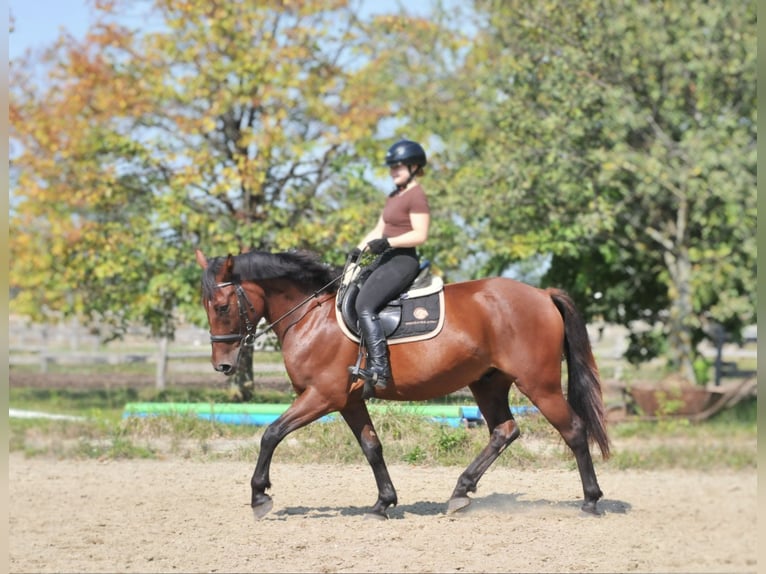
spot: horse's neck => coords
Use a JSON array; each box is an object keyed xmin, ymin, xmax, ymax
[{"xmin": 261, "ymin": 281, "xmax": 329, "ymax": 340}]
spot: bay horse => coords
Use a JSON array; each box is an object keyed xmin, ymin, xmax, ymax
[{"xmin": 195, "ymin": 248, "xmax": 610, "ymax": 519}]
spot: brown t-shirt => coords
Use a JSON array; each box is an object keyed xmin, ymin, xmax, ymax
[{"xmin": 382, "ymin": 185, "xmax": 430, "ymax": 238}]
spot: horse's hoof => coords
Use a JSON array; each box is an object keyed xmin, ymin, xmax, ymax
[
  {"xmin": 580, "ymin": 501, "xmax": 601, "ymax": 516},
  {"xmin": 251, "ymin": 497, "xmax": 274, "ymax": 520},
  {"xmin": 446, "ymin": 496, "xmax": 471, "ymax": 514},
  {"xmin": 363, "ymin": 511, "xmax": 388, "ymax": 521}
]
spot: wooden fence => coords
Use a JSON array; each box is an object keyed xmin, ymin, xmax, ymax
[
  {"xmin": 8, "ymin": 316, "xmax": 281, "ymax": 389},
  {"xmin": 9, "ymin": 346, "xmax": 287, "ymax": 389}
]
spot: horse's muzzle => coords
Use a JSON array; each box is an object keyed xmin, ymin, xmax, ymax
[{"xmin": 214, "ymin": 363, "xmax": 236, "ymax": 376}]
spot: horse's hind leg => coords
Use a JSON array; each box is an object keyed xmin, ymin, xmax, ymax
[
  {"xmin": 448, "ymin": 371, "xmax": 519, "ymax": 514},
  {"xmin": 519, "ymin": 380, "xmax": 603, "ymax": 514},
  {"xmin": 340, "ymin": 402, "xmax": 397, "ymax": 520}
]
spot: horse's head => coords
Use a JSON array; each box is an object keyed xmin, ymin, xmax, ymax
[{"xmin": 196, "ymin": 249, "xmax": 266, "ymax": 375}]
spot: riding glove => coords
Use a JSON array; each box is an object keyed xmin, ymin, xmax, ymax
[
  {"xmin": 367, "ymin": 238, "xmax": 390, "ymax": 254},
  {"xmin": 347, "ymin": 247, "xmax": 362, "ymax": 260}
]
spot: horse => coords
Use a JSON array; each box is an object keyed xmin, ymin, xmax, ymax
[{"xmin": 195, "ymin": 248, "xmax": 610, "ymax": 520}]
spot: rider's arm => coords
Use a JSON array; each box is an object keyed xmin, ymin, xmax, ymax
[
  {"xmin": 387, "ymin": 212, "xmax": 430, "ymax": 249},
  {"xmin": 357, "ymin": 215, "xmax": 386, "ymax": 250}
]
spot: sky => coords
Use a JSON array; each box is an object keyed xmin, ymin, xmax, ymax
[
  {"xmin": 10, "ymin": 0, "xmax": 95, "ymax": 59},
  {"xmin": 8, "ymin": 0, "xmax": 444, "ymax": 60}
]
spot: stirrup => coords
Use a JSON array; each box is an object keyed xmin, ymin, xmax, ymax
[
  {"xmin": 347, "ymin": 351, "xmax": 365, "ymax": 381},
  {"xmin": 346, "ymin": 365, "xmax": 371, "ymax": 381},
  {"xmin": 351, "ymin": 365, "xmax": 389, "ymax": 400},
  {"xmin": 361, "ymin": 376, "xmax": 388, "ymax": 400},
  {"xmin": 357, "ymin": 367, "xmax": 388, "ymax": 386}
]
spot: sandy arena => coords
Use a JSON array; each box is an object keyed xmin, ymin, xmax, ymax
[{"xmin": 9, "ymin": 453, "xmax": 756, "ymax": 573}]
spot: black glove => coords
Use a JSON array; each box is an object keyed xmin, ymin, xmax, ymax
[
  {"xmin": 367, "ymin": 237, "xmax": 391, "ymax": 254},
  {"xmin": 347, "ymin": 247, "xmax": 362, "ymax": 260}
]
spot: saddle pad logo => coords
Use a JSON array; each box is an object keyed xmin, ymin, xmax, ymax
[{"xmin": 413, "ymin": 307, "xmax": 429, "ymax": 320}]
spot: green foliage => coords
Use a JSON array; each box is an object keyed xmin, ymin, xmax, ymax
[
  {"xmin": 692, "ymin": 357, "xmax": 711, "ymax": 386},
  {"xmin": 9, "ymin": 0, "xmax": 756, "ymax": 384},
  {"xmin": 416, "ymin": 1, "xmax": 755, "ymax": 378},
  {"xmin": 72, "ymin": 434, "xmax": 157, "ymax": 460},
  {"xmin": 9, "ymin": 0, "xmax": 396, "ymax": 340},
  {"xmin": 9, "ymin": 388, "xmax": 138, "ymax": 417},
  {"xmin": 434, "ymin": 426, "xmax": 469, "ymax": 453},
  {"xmin": 606, "ymin": 443, "xmax": 756, "ymax": 472},
  {"xmin": 403, "ymin": 445, "xmax": 427, "ymax": 464},
  {"xmin": 651, "ymin": 393, "xmax": 689, "ymax": 421},
  {"xmin": 623, "ymin": 329, "xmax": 667, "ymax": 366}
]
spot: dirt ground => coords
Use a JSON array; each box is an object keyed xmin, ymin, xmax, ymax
[
  {"xmin": 9, "ymin": 368, "xmax": 758, "ymax": 573},
  {"xmin": 9, "ymin": 453, "xmax": 757, "ymax": 574}
]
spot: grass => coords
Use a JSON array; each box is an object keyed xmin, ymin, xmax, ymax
[
  {"xmin": 9, "ymin": 385, "xmax": 757, "ymax": 470},
  {"xmin": 10, "ymin": 336, "xmax": 757, "ymax": 469},
  {"xmin": 606, "ymin": 398, "xmax": 757, "ymax": 470}
]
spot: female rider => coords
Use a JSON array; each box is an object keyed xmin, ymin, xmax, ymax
[{"xmin": 350, "ymin": 139, "xmax": 431, "ymax": 399}]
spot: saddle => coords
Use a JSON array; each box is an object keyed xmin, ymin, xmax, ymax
[{"xmin": 336, "ymin": 261, "xmax": 445, "ymax": 345}]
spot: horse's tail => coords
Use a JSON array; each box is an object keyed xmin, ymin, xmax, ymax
[{"xmin": 548, "ymin": 288, "xmax": 611, "ymax": 459}]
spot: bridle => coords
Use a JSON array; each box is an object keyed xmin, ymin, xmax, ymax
[
  {"xmin": 208, "ymin": 281, "xmax": 260, "ymax": 346},
  {"xmin": 208, "ymin": 274, "xmax": 343, "ymax": 348}
]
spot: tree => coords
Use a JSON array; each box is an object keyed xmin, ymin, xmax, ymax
[
  {"xmin": 11, "ymin": 0, "xmax": 756, "ymax": 389},
  {"xmin": 9, "ymin": 0, "xmax": 417, "ymax": 393},
  {"xmin": 10, "ymin": 0, "xmax": 395, "ymax": 339},
  {"xmin": 413, "ymin": 0, "xmax": 756, "ymax": 382}
]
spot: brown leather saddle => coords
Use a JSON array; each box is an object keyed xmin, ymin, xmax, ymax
[{"xmin": 336, "ymin": 261, "xmax": 445, "ymax": 344}]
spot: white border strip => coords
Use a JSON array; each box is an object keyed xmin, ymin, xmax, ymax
[{"xmin": 9, "ymin": 409, "xmax": 85, "ymax": 421}]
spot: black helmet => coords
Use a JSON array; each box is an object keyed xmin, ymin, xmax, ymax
[{"xmin": 385, "ymin": 139, "xmax": 427, "ymax": 168}]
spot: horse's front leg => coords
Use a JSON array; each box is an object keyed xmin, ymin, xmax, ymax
[
  {"xmin": 250, "ymin": 391, "xmax": 332, "ymax": 520},
  {"xmin": 340, "ymin": 402, "xmax": 397, "ymax": 520}
]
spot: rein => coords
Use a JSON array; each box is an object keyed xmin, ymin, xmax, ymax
[{"xmin": 209, "ymin": 273, "xmax": 343, "ymax": 347}]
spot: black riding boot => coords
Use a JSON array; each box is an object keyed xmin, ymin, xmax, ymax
[{"xmin": 356, "ymin": 311, "xmax": 391, "ymax": 399}]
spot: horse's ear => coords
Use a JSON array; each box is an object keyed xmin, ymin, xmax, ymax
[
  {"xmin": 195, "ymin": 249, "xmax": 208, "ymax": 270},
  {"xmin": 220, "ymin": 254, "xmax": 235, "ymax": 282}
]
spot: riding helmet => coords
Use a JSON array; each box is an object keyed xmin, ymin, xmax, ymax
[{"xmin": 385, "ymin": 139, "xmax": 427, "ymax": 168}]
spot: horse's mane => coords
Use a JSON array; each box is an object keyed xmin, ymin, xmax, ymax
[{"xmin": 202, "ymin": 250, "xmax": 340, "ymax": 299}]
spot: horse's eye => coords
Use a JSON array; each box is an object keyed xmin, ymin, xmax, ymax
[{"xmin": 216, "ymin": 304, "xmax": 230, "ymax": 315}]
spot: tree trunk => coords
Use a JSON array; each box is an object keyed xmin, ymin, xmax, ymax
[
  {"xmin": 155, "ymin": 336, "xmax": 168, "ymax": 390},
  {"xmin": 664, "ymin": 247, "xmax": 696, "ymax": 384}
]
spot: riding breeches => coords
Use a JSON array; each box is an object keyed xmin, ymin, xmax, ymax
[{"xmin": 355, "ymin": 248, "xmax": 420, "ymax": 316}]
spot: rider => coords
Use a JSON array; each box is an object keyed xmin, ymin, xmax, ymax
[{"xmin": 350, "ymin": 139, "xmax": 431, "ymax": 399}]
